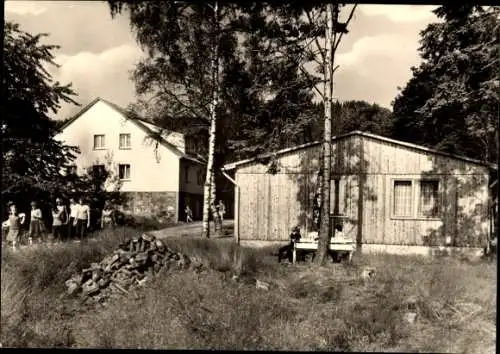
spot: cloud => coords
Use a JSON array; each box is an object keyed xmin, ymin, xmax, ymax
[
  {"xmin": 359, "ymin": 5, "xmax": 438, "ymax": 23},
  {"xmin": 331, "ymin": 33, "xmax": 423, "ymax": 108},
  {"xmin": 5, "ymin": 1, "xmax": 48, "ymax": 15},
  {"xmin": 48, "ymin": 45, "xmax": 144, "ymax": 119},
  {"xmin": 5, "ymin": 1, "xmax": 135, "ymax": 56}
]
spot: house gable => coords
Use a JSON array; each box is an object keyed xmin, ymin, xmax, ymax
[{"xmin": 55, "ymin": 99, "xmax": 181, "ymax": 192}]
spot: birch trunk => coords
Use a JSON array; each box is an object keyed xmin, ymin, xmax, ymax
[
  {"xmin": 314, "ymin": 3, "xmax": 335, "ymax": 265},
  {"xmin": 202, "ymin": 1, "xmax": 220, "ymax": 238}
]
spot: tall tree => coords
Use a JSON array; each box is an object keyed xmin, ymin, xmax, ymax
[
  {"xmin": 2, "ymin": 21, "xmax": 80, "ymax": 211},
  {"xmin": 108, "ymin": 1, "xmax": 236, "ymax": 237},
  {"xmin": 287, "ymin": 3, "xmax": 357, "ymax": 266},
  {"xmin": 108, "ymin": 1, "xmax": 324, "ymax": 234},
  {"xmin": 393, "ymin": 5, "xmax": 499, "ymax": 164}
]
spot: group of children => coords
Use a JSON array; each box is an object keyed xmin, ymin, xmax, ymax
[{"xmin": 2, "ymin": 197, "xmax": 116, "ymax": 251}]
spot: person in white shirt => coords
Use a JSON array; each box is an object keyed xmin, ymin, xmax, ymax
[
  {"xmin": 75, "ymin": 197, "xmax": 90, "ymax": 242},
  {"xmin": 2, "ymin": 203, "xmax": 26, "ymax": 251},
  {"xmin": 52, "ymin": 198, "xmax": 68, "ymax": 242},
  {"xmin": 68, "ymin": 198, "xmax": 78, "ymax": 240}
]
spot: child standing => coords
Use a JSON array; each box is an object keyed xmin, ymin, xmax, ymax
[
  {"xmin": 29, "ymin": 201, "xmax": 46, "ymax": 244},
  {"xmin": 68, "ymin": 198, "xmax": 77, "ymax": 240},
  {"xmin": 101, "ymin": 200, "xmax": 115, "ymax": 229},
  {"xmin": 218, "ymin": 200, "xmax": 226, "ymax": 223},
  {"xmin": 75, "ymin": 197, "xmax": 90, "ymax": 242},
  {"xmin": 2, "ymin": 203, "xmax": 26, "ymax": 251},
  {"xmin": 52, "ymin": 198, "xmax": 67, "ymax": 242},
  {"xmin": 184, "ymin": 205, "xmax": 193, "ymax": 223}
]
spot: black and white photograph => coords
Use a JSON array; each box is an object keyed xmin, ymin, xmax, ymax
[{"xmin": 1, "ymin": 1, "xmax": 498, "ymax": 351}]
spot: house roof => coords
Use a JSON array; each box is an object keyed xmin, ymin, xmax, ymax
[
  {"xmin": 58, "ymin": 97, "xmax": 206, "ymax": 165},
  {"xmin": 223, "ymin": 130, "xmax": 497, "ymax": 171}
]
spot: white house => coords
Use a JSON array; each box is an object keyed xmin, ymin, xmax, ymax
[{"xmin": 55, "ymin": 97, "xmax": 206, "ymax": 222}]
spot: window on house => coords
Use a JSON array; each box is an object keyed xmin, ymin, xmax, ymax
[
  {"xmin": 197, "ymin": 169, "xmax": 204, "ymax": 186},
  {"xmin": 119, "ymin": 133, "xmax": 131, "ymax": 149},
  {"xmin": 67, "ymin": 165, "xmax": 77, "ymax": 175},
  {"xmin": 419, "ymin": 180, "xmax": 439, "ymax": 218},
  {"xmin": 393, "ymin": 180, "xmax": 413, "ymax": 217},
  {"xmin": 184, "ymin": 166, "xmax": 189, "ymax": 183},
  {"xmin": 92, "ymin": 164, "xmax": 105, "ymax": 177},
  {"xmin": 118, "ymin": 164, "xmax": 131, "ymax": 180},
  {"xmin": 93, "ymin": 134, "xmax": 105, "ymax": 149}
]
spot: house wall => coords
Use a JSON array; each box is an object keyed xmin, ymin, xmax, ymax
[
  {"xmin": 178, "ymin": 159, "xmax": 205, "ymax": 220},
  {"xmin": 55, "ymin": 100, "xmax": 186, "ymax": 221},
  {"xmin": 361, "ymin": 135, "xmax": 489, "ymax": 247}
]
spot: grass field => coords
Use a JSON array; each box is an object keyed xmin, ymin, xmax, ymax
[{"xmin": 1, "ymin": 227, "xmax": 496, "ymax": 352}]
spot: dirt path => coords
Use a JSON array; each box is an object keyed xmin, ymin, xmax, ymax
[{"xmin": 149, "ymin": 219, "xmax": 234, "ymax": 240}]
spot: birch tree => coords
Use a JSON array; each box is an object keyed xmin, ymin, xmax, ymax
[
  {"xmin": 108, "ymin": 2, "xmax": 322, "ymax": 237},
  {"xmin": 204, "ymin": 1, "xmax": 221, "ymax": 237},
  {"xmin": 284, "ymin": 3, "xmax": 357, "ymax": 266}
]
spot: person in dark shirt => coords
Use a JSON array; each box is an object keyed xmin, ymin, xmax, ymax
[{"xmin": 278, "ymin": 226, "xmax": 302, "ymax": 263}]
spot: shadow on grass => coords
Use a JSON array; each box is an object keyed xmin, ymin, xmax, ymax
[{"xmin": 1, "ymin": 231, "xmax": 496, "ymax": 351}]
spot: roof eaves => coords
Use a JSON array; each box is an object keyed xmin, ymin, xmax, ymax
[
  {"xmin": 355, "ymin": 131, "xmax": 496, "ymax": 168},
  {"xmin": 58, "ymin": 97, "xmax": 101, "ymax": 131},
  {"xmin": 223, "ymin": 130, "xmax": 497, "ymax": 171},
  {"xmin": 222, "ymin": 132, "xmax": 359, "ymax": 171}
]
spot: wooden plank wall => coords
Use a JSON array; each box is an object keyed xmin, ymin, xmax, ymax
[
  {"xmin": 236, "ymin": 145, "xmax": 321, "ymax": 241},
  {"xmin": 361, "ymin": 135, "xmax": 490, "ymax": 247},
  {"xmin": 235, "ymin": 133, "xmax": 490, "ymax": 246}
]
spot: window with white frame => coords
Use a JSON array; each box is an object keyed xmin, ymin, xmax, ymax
[
  {"xmin": 393, "ymin": 180, "xmax": 413, "ymax": 217},
  {"xmin": 119, "ymin": 133, "xmax": 131, "ymax": 149},
  {"xmin": 118, "ymin": 164, "xmax": 131, "ymax": 180},
  {"xmin": 418, "ymin": 180, "xmax": 439, "ymax": 218},
  {"xmin": 93, "ymin": 134, "xmax": 105, "ymax": 149}
]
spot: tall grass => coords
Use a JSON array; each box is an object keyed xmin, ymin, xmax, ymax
[{"xmin": 1, "ymin": 231, "xmax": 496, "ymax": 352}]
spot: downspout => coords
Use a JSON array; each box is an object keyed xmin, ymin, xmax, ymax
[{"xmin": 221, "ymin": 168, "xmax": 240, "ymax": 244}]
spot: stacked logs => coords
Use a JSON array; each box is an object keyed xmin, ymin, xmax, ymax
[{"xmin": 65, "ymin": 233, "xmax": 199, "ymax": 303}]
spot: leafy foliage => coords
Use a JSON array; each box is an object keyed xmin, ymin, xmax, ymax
[
  {"xmin": 392, "ymin": 6, "xmax": 499, "ymax": 163},
  {"xmin": 107, "ymin": 1, "xmax": 323, "ymax": 166},
  {"xmin": 1, "ymin": 22, "xmax": 125, "ymax": 222},
  {"xmin": 2, "ymin": 22, "xmax": 80, "ymax": 211}
]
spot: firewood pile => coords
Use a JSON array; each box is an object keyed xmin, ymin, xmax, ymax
[{"xmin": 65, "ymin": 233, "xmax": 201, "ymax": 304}]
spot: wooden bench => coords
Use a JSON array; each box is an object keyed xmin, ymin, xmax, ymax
[{"xmin": 293, "ymin": 238, "xmax": 355, "ymax": 264}]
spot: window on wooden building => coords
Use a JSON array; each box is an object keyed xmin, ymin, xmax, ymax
[
  {"xmin": 118, "ymin": 164, "xmax": 131, "ymax": 180},
  {"xmin": 330, "ymin": 178, "xmax": 346, "ymax": 215},
  {"xmin": 393, "ymin": 180, "xmax": 413, "ymax": 217},
  {"xmin": 418, "ymin": 180, "xmax": 439, "ymax": 218}
]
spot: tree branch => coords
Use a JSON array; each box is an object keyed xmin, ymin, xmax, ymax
[
  {"xmin": 333, "ymin": 4, "xmax": 357, "ymax": 52},
  {"xmin": 298, "ymin": 65, "xmax": 324, "ymax": 99},
  {"xmin": 305, "ymin": 9, "xmax": 326, "ymax": 64},
  {"xmin": 158, "ymin": 83, "xmax": 209, "ymax": 122}
]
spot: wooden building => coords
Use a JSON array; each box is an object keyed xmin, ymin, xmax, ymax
[{"xmin": 223, "ymin": 131, "xmax": 497, "ymax": 254}]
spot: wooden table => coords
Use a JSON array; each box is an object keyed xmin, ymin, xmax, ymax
[{"xmin": 293, "ymin": 239, "xmax": 355, "ymax": 264}]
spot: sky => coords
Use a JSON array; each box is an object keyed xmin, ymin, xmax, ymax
[{"xmin": 5, "ymin": 1, "xmax": 439, "ymax": 120}]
